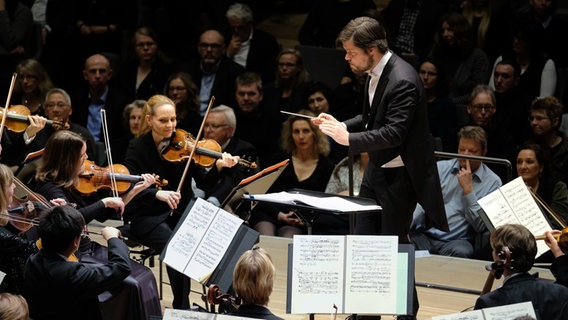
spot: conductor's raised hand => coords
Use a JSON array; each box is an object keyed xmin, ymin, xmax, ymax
[{"xmin": 312, "ymin": 113, "xmax": 349, "ymax": 146}]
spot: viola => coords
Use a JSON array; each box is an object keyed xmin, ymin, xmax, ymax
[
  {"xmin": 0, "ymin": 105, "xmax": 70, "ymax": 132},
  {"xmin": 480, "ymin": 246, "xmax": 513, "ymax": 296},
  {"xmin": 535, "ymin": 227, "xmax": 568, "ymax": 252},
  {"xmin": 3, "ymin": 178, "xmax": 52, "ymax": 233},
  {"xmin": 75, "ymin": 160, "xmax": 168, "ymax": 195},
  {"xmin": 207, "ymin": 284, "xmax": 241, "ymax": 313},
  {"xmin": 162, "ymin": 128, "xmax": 257, "ymax": 169}
]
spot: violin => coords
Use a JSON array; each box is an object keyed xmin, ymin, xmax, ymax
[
  {"xmin": 480, "ymin": 246, "xmax": 513, "ymax": 296},
  {"xmin": 75, "ymin": 160, "xmax": 168, "ymax": 195},
  {"xmin": 207, "ymin": 284, "xmax": 241, "ymax": 313},
  {"xmin": 535, "ymin": 227, "xmax": 568, "ymax": 252},
  {"xmin": 0, "ymin": 105, "xmax": 70, "ymax": 132},
  {"xmin": 162, "ymin": 128, "xmax": 257, "ymax": 169},
  {"xmin": 3, "ymin": 178, "xmax": 52, "ymax": 233}
]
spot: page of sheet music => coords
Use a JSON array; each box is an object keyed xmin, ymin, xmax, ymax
[
  {"xmin": 244, "ymin": 191, "xmax": 382, "ymax": 212},
  {"xmin": 344, "ymin": 235, "xmax": 398, "ymax": 314},
  {"xmin": 432, "ymin": 309, "xmax": 484, "ymax": 320},
  {"xmin": 163, "ymin": 198, "xmax": 243, "ymax": 282},
  {"xmin": 163, "ymin": 308, "xmax": 252, "ymax": 320},
  {"xmin": 478, "ymin": 177, "xmax": 551, "ymax": 256},
  {"xmin": 291, "ymin": 235, "xmax": 345, "ymax": 313},
  {"xmin": 481, "ymin": 301, "xmax": 536, "ymax": 320}
]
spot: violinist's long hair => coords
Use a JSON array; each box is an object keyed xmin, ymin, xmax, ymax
[
  {"xmin": 36, "ymin": 131, "xmax": 86, "ymax": 188},
  {"xmin": 138, "ymin": 94, "xmax": 176, "ymax": 136},
  {"xmin": 0, "ymin": 164, "xmax": 15, "ymax": 226},
  {"xmin": 233, "ymin": 247, "xmax": 275, "ymax": 305}
]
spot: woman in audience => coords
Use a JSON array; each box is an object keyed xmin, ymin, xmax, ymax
[
  {"xmin": 111, "ymin": 99, "xmax": 145, "ymax": 164},
  {"xmin": 230, "ymin": 247, "xmax": 283, "ymax": 320},
  {"xmin": 163, "ymin": 72, "xmax": 202, "ymax": 136},
  {"xmin": 251, "ymin": 109, "xmax": 335, "ymax": 237},
  {"xmin": 516, "ymin": 143, "xmax": 568, "ymax": 229},
  {"xmin": 13, "ymin": 59, "xmax": 54, "ymax": 116}
]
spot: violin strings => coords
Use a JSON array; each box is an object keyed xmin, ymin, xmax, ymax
[{"xmin": 100, "ymin": 109, "xmax": 119, "ymax": 199}]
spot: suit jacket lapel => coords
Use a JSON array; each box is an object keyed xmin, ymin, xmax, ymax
[
  {"xmin": 362, "ymin": 75, "xmax": 371, "ymax": 126},
  {"xmin": 367, "ymin": 57, "xmax": 395, "ymax": 128}
]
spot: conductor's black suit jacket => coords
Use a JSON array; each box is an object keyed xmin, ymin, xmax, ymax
[{"xmin": 344, "ymin": 52, "xmax": 448, "ymax": 232}]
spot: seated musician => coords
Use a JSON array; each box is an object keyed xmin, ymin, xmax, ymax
[
  {"xmin": 23, "ymin": 205, "xmax": 129, "ymax": 320},
  {"xmin": 229, "ymin": 247, "xmax": 283, "ymax": 320},
  {"xmin": 0, "ymin": 292, "xmax": 29, "ymax": 320},
  {"xmin": 33, "ymin": 130, "xmax": 162, "ymax": 318},
  {"xmin": 123, "ymin": 94, "xmax": 239, "ymax": 309},
  {"xmin": 474, "ymin": 224, "xmax": 568, "ymax": 319}
]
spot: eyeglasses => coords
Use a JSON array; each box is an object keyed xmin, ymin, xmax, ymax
[
  {"xmin": 199, "ymin": 43, "xmax": 223, "ymax": 50},
  {"xmin": 204, "ymin": 123, "xmax": 228, "ymax": 130},
  {"xmin": 528, "ymin": 115, "xmax": 550, "ymax": 121},
  {"xmin": 278, "ymin": 62, "xmax": 297, "ymax": 68},
  {"xmin": 45, "ymin": 102, "xmax": 69, "ymax": 109},
  {"xmin": 470, "ymin": 104, "xmax": 495, "ymax": 111}
]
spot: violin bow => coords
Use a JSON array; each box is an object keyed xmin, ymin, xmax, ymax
[
  {"xmin": 0, "ymin": 73, "xmax": 18, "ymax": 142},
  {"xmin": 529, "ymin": 187, "xmax": 568, "ymax": 228},
  {"xmin": 175, "ymin": 96, "xmax": 215, "ymax": 194},
  {"xmin": 100, "ymin": 109, "xmax": 119, "ymax": 199}
]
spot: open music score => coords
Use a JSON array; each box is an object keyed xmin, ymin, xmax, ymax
[{"xmin": 432, "ymin": 301, "xmax": 536, "ymax": 320}]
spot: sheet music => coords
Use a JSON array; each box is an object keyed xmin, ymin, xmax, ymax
[
  {"xmin": 163, "ymin": 308, "xmax": 253, "ymax": 320},
  {"xmin": 482, "ymin": 301, "xmax": 536, "ymax": 320},
  {"xmin": 0, "ymin": 270, "xmax": 5, "ymax": 285},
  {"xmin": 245, "ymin": 191, "xmax": 381, "ymax": 212},
  {"xmin": 291, "ymin": 235, "xmax": 345, "ymax": 313},
  {"xmin": 163, "ymin": 198, "xmax": 243, "ymax": 282},
  {"xmin": 478, "ymin": 177, "xmax": 551, "ymax": 257},
  {"xmin": 344, "ymin": 235, "xmax": 398, "ymax": 313},
  {"xmin": 432, "ymin": 309, "xmax": 484, "ymax": 320}
]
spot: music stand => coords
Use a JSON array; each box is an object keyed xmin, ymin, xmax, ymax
[
  {"xmin": 221, "ymin": 160, "xmax": 289, "ymax": 221},
  {"xmin": 242, "ymin": 188, "xmax": 381, "ymax": 235}
]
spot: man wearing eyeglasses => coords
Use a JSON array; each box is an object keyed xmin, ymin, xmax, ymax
[
  {"xmin": 465, "ymin": 84, "xmax": 516, "ymax": 183},
  {"xmin": 182, "ymin": 29, "xmax": 245, "ymax": 116}
]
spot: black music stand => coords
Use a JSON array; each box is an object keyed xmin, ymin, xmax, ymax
[{"xmin": 242, "ymin": 188, "xmax": 381, "ymax": 235}]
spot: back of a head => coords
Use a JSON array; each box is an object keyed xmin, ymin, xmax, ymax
[
  {"xmin": 39, "ymin": 206, "xmax": 85, "ymax": 254},
  {"xmin": 233, "ymin": 247, "xmax": 275, "ymax": 305},
  {"xmin": 490, "ymin": 224, "xmax": 537, "ymax": 273},
  {"xmin": 0, "ymin": 293, "xmax": 29, "ymax": 320}
]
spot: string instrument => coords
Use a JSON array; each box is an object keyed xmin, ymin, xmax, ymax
[
  {"xmin": 480, "ymin": 246, "xmax": 513, "ymax": 296},
  {"xmin": 2, "ymin": 178, "xmax": 52, "ymax": 233},
  {"xmin": 0, "ymin": 73, "xmax": 17, "ymax": 141},
  {"xmin": 535, "ymin": 227, "xmax": 568, "ymax": 252},
  {"xmin": 0, "ymin": 105, "xmax": 70, "ymax": 132},
  {"xmin": 207, "ymin": 284, "xmax": 241, "ymax": 313},
  {"xmin": 162, "ymin": 128, "xmax": 257, "ymax": 169},
  {"xmin": 75, "ymin": 160, "xmax": 168, "ymax": 195}
]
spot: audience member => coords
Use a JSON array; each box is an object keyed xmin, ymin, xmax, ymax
[
  {"xmin": 428, "ymin": 12, "xmax": 490, "ymax": 127},
  {"xmin": 332, "ymin": 71, "xmax": 366, "ymax": 122},
  {"xmin": 224, "ymin": 2, "xmax": 279, "ymax": 84},
  {"xmin": 13, "ymin": 59, "xmax": 54, "ymax": 116},
  {"xmin": 123, "ymin": 94, "xmax": 239, "ymax": 309},
  {"xmin": 465, "ymin": 84, "xmax": 516, "ymax": 182},
  {"xmin": 164, "ymin": 72, "xmax": 202, "ymax": 136},
  {"xmin": 303, "ymin": 80, "xmax": 347, "ymax": 163},
  {"xmin": 111, "ymin": 99, "xmax": 145, "ymax": 165},
  {"xmin": 0, "ymin": 0, "xmax": 33, "ymax": 96},
  {"xmin": 0, "ymin": 164, "xmax": 38, "ymax": 295},
  {"xmin": 381, "ymin": 0, "xmax": 446, "ymax": 68},
  {"xmin": 526, "ymin": 96, "xmax": 568, "ymax": 185},
  {"xmin": 23, "ymin": 205, "xmax": 130, "ymax": 320},
  {"xmin": 298, "ymin": 0, "xmax": 376, "ymax": 48},
  {"xmin": 118, "ymin": 26, "xmax": 174, "ymax": 101},
  {"xmin": 201, "ymin": 105, "xmax": 259, "ymax": 206},
  {"xmin": 229, "ymin": 247, "xmax": 283, "ymax": 320},
  {"xmin": 263, "ymin": 48, "xmax": 311, "ymax": 122},
  {"xmin": 184, "ymin": 29, "xmax": 245, "ymax": 116},
  {"xmin": 515, "ymin": 0, "xmax": 568, "ymax": 68},
  {"xmin": 410, "ymin": 126, "xmax": 502, "ymax": 258},
  {"xmin": 418, "ymin": 56, "xmax": 458, "ymax": 152},
  {"xmin": 251, "ymin": 110, "xmax": 338, "ymax": 237},
  {"xmin": 460, "ymin": 0, "xmax": 514, "ymax": 64},
  {"xmin": 0, "ymin": 292, "xmax": 29, "ymax": 320},
  {"xmin": 474, "ymin": 224, "xmax": 568, "ymax": 320},
  {"xmin": 517, "ymin": 143, "xmax": 568, "ymax": 230},
  {"xmin": 71, "ymin": 54, "xmax": 129, "ymax": 145},
  {"xmin": 492, "ymin": 58, "xmax": 533, "ymax": 147},
  {"xmin": 232, "ymin": 72, "xmax": 281, "ymax": 168},
  {"xmin": 489, "ymin": 20, "xmax": 557, "ymax": 99},
  {"xmin": 325, "ymin": 152, "xmax": 369, "ymax": 197}
]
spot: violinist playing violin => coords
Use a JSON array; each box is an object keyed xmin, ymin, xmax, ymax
[
  {"xmin": 0, "ymin": 163, "xmax": 38, "ymax": 294},
  {"xmin": 474, "ymin": 224, "xmax": 568, "ymax": 320},
  {"xmin": 1, "ymin": 88, "xmax": 96, "ymax": 174},
  {"xmin": 123, "ymin": 94, "xmax": 240, "ymax": 309}
]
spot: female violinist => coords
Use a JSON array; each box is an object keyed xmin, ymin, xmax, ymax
[
  {"xmin": 123, "ymin": 94, "xmax": 239, "ymax": 309},
  {"xmin": 34, "ymin": 130, "xmax": 155, "ymax": 255},
  {"xmin": 0, "ymin": 163, "xmax": 38, "ymax": 294}
]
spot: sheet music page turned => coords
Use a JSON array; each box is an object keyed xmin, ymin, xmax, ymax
[
  {"xmin": 163, "ymin": 308, "xmax": 253, "ymax": 319},
  {"xmin": 290, "ymin": 235, "xmax": 399, "ymax": 314},
  {"xmin": 432, "ymin": 301, "xmax": 536, "ymax": 320},
  {"xmin": 478, "ymin": 176, "xmax": 551, "ymax": 257},
  {"xmin": 163, "ymin": 198, "xmax": 243, "ymax": 282},
  {"xmin": 244, "ymin": 191, "xmax": 381, "ymax": 212}
]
